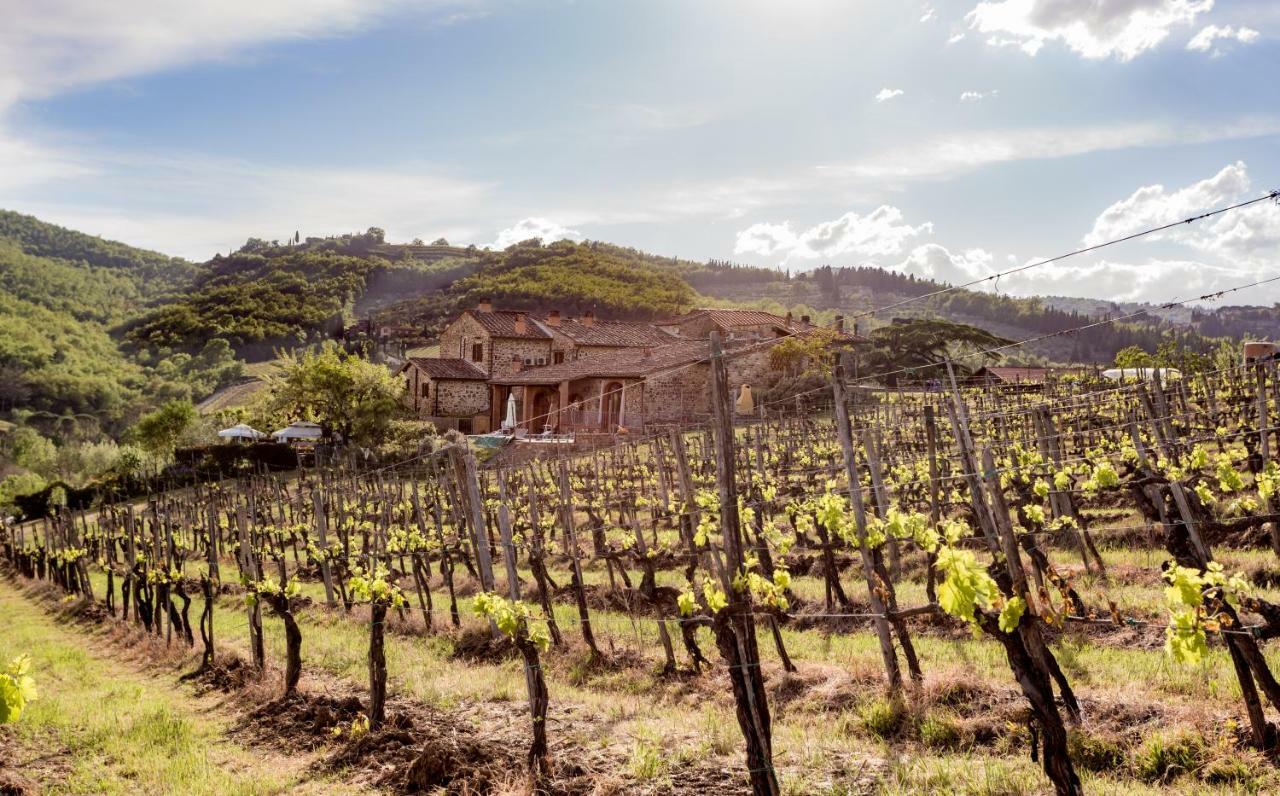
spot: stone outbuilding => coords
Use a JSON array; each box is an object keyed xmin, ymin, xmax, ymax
[{"xmin": 398, "ymin": 357, "xmax": 491, "ymax": 433}]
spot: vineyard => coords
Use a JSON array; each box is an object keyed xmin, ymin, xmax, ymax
[{"xmin": 7, "ymin": 339, "xmax": 1280, "ymax": 795}]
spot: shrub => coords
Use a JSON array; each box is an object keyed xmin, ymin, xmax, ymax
[
  {"xmin": 1067, "ymin": 729, "xmax": 1125, "ymax": 772},
  {"xmin": 1134, "ymin": 731, "xmax": 1207, "ymax": 783},
  {"xmin": 858, "ymin": 697, "xmax": 911, "ymax": 740},
  {"xmin": 919, "ymin": 713, "xmax": 964, "ymax": 751}
]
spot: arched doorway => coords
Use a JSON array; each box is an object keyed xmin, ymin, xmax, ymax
[
  {"xmin": 602, "ymin": 381, "xmax": 623, "ymax": 431},
  {"xmin": 532, "ymin": 389, "xmax": 557, "ymax": 432}
]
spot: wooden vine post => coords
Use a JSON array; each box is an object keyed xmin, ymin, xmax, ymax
[
  {"xmin": 235, "ymin": 506, "xmax": 266, "ymax": 672},
  {"xmin": 831, "ymin": 360, "xmax": 907, "ymax": 695},
  {"xmin": 708, "ymin": 332, "xmax": 779, "ymax": 796},
  {"xmin": 557, "ymin": 460, "xmax": 601, "ymax": 659}
]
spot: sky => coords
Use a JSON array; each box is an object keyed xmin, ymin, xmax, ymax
[{"xmin": 1, "ymin": 0, "xmax": 1278, "ymax": 305}]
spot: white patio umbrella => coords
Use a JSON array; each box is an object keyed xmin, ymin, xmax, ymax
[
  {"xmin": 735, "ymin": 384, "xmax": 755, "ymax": 415},
  {"xmin": 217, "ymin": 423, "xmax": 265, "ymax": 441},
  {"xmin": 502, "ymin": 392, "xmax": 518, "ymax": 429}
]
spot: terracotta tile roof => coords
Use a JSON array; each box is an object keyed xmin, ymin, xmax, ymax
[
  {"xmin": 401, "ymin": 357, "xmax": 488, "ymax": 380},
  {"xmin": 549, "ymin": 318, "xmax": 679, "ymax": 347},
  {"xmin": 494, "ymin": 341, "xmax": 712, "ymax": 384},
  {"xmin": 676, "ymin": 308, "xmax": 796, "ymax": 330},
  {"xmin": 494, "ymin": 337, "xmax": 792, "ymax": 385},
  {"xmin": 971, "ymin": 366, "xmax": 1087, "ymax": 384},
  {"xmin": 667, "ymin": 308, "xmax": 868, "ymax": 344},
  {"xmin": 464, "ymin": 309, "xmax": 552, "ymax": 339}
]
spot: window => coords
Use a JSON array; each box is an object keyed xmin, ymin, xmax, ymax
[
  {"xmin": 553, "ymin": 351, "xmax": 565, "ymax": 364},
  {"xmin": 458, "ymin": 419, "xmax": 473, "ymax": 434},
  {"xmin": 471, "ymin": 342, "xmax": 484, "ymax": 362},
  {"xmin": 420, "ymin": 382, "xmax": 429, "ymax": 398}
]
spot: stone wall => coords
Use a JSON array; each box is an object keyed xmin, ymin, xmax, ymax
[
  {"xmin": 492, "ymin": 338, "xmax": 554, "ymax": 379},
  {"xmin": 435, "ymin": 379, "xmax": 490, "ymax": 418},
  {"xmin": 438, "ymin": 313, "xmax": 492, "ymax": 373},
  {"xmin": 402, "ymin": 365, "xmax": 489, "ymax": 420},
  {"xmin": 403, "ymin": 366, "xmax": 429, "ymax": 417},
  {"xmin": 641, "ymin": 346, "xmax": 777, "ymax": 423}
]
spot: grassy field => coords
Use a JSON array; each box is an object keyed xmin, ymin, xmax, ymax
[
  {"xmin": 0, "ymin": 579, "xmax": 367, "ymax": 795},
  {"xmin": 6, "ymin": 498, "xmax": 1280, "ymax": 794}
]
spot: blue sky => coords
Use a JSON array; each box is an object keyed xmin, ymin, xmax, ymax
[{"xmin": 1, "ymin": 0, "xmax": 1278, "ymax": 304}]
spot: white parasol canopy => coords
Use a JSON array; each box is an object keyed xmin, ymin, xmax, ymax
[
  {"xmin": 271, "ymin": 421, "xmax": 324, "ymax": 441},
  {"xmin": 735, "ymin": 384, "xmax": 754, "ymax": 415},
  {"xmin": 502, "ymin": 392, "xmax": 518, "ymax": 429},
  {"xmin": 217, "ymin": 423, "xmax": 265, "ymax": 440}
]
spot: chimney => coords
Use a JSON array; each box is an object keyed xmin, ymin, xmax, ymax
[
  {"xmin": 853, "ymin": 321, "xmax": 860, "ymax": 337},
  {"xmin": 785, "ymin": 311, "xmax": 793, "ymax": 325},
  {"xmin": 582, "ymin": 310, "xmax": 595, "ymax": 327},
  {"xmin": 477, "ymin": 297, "xmax": 492, "ymax": 312},
  {"xmin": 511, "ymin": 354, "xmax": 523, "ymax": 372},
  {"xmin": 801, "ymin": 314, "xmax": 811, "ymax": 325},
  {"xmin": 546, "ymin": 309, "xmax": 561, "ymax": 328},
  {"xmin": 514, "ymin": 313, "xmax": 527, "ymax": 335},
  {"xmin": 834, "ymin": 315, "xmax": 845, "ymax": 332}
]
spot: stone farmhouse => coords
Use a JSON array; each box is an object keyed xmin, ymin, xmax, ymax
[{"xmin": 397, "ymin": 299, "xmax": 860, "ymax": 434}]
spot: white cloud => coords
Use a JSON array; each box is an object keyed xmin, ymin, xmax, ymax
[
  {"xmin": 3, "ymin": 140, "xmax": 495, "ymax": 259},
  {"xmin": 1187, "ymin": 24, "xmax": 1260, "ymax": 53},
  {"xmin": 893, "ymin": 243, "xmax": 995, "ymax": 284},
  {"xmin": 491, "ymin": 218, "xmax": 583, "ymax": 249},
  {"xmin": 874, "ymin": 88, "xmax": 905, "ymax": 102},
  {"xmin": 0, "ymin": 1, "xmax": 472, "ymax": 109},
  {"xmin": 0, "ymin": 126, "xmax": 96, "ymax": 192},
  {"xmin": 1084, "ymin": 161, "xmax": 1280, "ymax": 267},
  {"xmin": 921, "ymin": 5, "xmax": 937, "ymax": 22},
  {"xmin": 965, "ymin": 0, "xmax": 1212, "ymax": 61},
  {"xmin": 1001, "ymin": 258, "xmax": 1250, "ymax": 303},
  {"xmin": 1085, "ymin": 160, "xmax": 1248, "ymax": 244},
  {"xmin": 820, "ymin": 117, "xmax": 1280, "ymax": 181},
  {"xmin": 948, "ymin": 31, "xmax": 967, "ymax": 43},
  {"xmin": 890, "ymin": 244, "xmax": 1259, "ymax": 304},
  {"xmin": 960, "ymin": 89, "xmax": 998, "ymax": 101},
  {"xmin": 0, "ymin": 0, "xmax": 493, "ymax": 260},
  {"xmin": 734, "ymin": 206, "xmax": 932, "ymax": 263}
]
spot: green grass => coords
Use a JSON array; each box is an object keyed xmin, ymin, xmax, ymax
[{"xmin": 0, "ymin": 581, "xmax": 360, "ymax": 795}]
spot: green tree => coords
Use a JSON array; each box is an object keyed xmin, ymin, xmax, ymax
[
  {"xmin": 769, "ymin": 327, "xmax": 842, "ymax": 378},
  {"xmin": 8, "ymin": 428, "xmax": 57, "ymax": 476},
  {"xmin": 130, "ymin": 400, "xmax": 198, "ymax": 455},
  {"xmin": 861, "ymin": 319, "xmax": 1012, "ymax": 386},
  {"xmin": 1155, "ymin": 338, "xmax": 1211, "ymax": 374},
  {"xmin": 265, "ymin": 343, "xmax": 406, "ymax": 445},
  {"xmin": 0, "ymin": 472, "xmax": 47, "ymax": 516},
  {"xmin": 1113, "ymin": 345, "xmax": 1154, "ymax": 369}
]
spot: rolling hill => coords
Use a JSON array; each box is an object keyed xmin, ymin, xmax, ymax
[
  {"xmin": 3, "ymin": 209, "xmax": 1270, "ymax": 430},
  {"xmin": 0, "ymin": 211, "xmax": 238, "ymax": 430}
]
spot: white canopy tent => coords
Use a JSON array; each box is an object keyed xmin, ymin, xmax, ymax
[
  {"xmin": 217, "ymin": 423, "xmax": 265, "ymax": 441},
  {"xmin": 1101, "ymin": 367, "xmax": 1182, "ymax": 382},
  {"xmin": 271, "ymin": 421, "xmax": 325, "ymax": 442}
]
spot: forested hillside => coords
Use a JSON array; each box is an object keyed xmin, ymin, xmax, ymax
[
  {"xmin": 0, "ymin": 211, "xmax": 240, "ymax": 429},
  {"xmin": 369, "ymin": 238, "xmax": 698, "ymax": 336},
  {"xmin": 699, "ymin": 263, "xmax": 1224, "ymax": 365},
  {"xmin": 2, "ymin": 210, "xmax": 1271, "ymax": 432}
]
